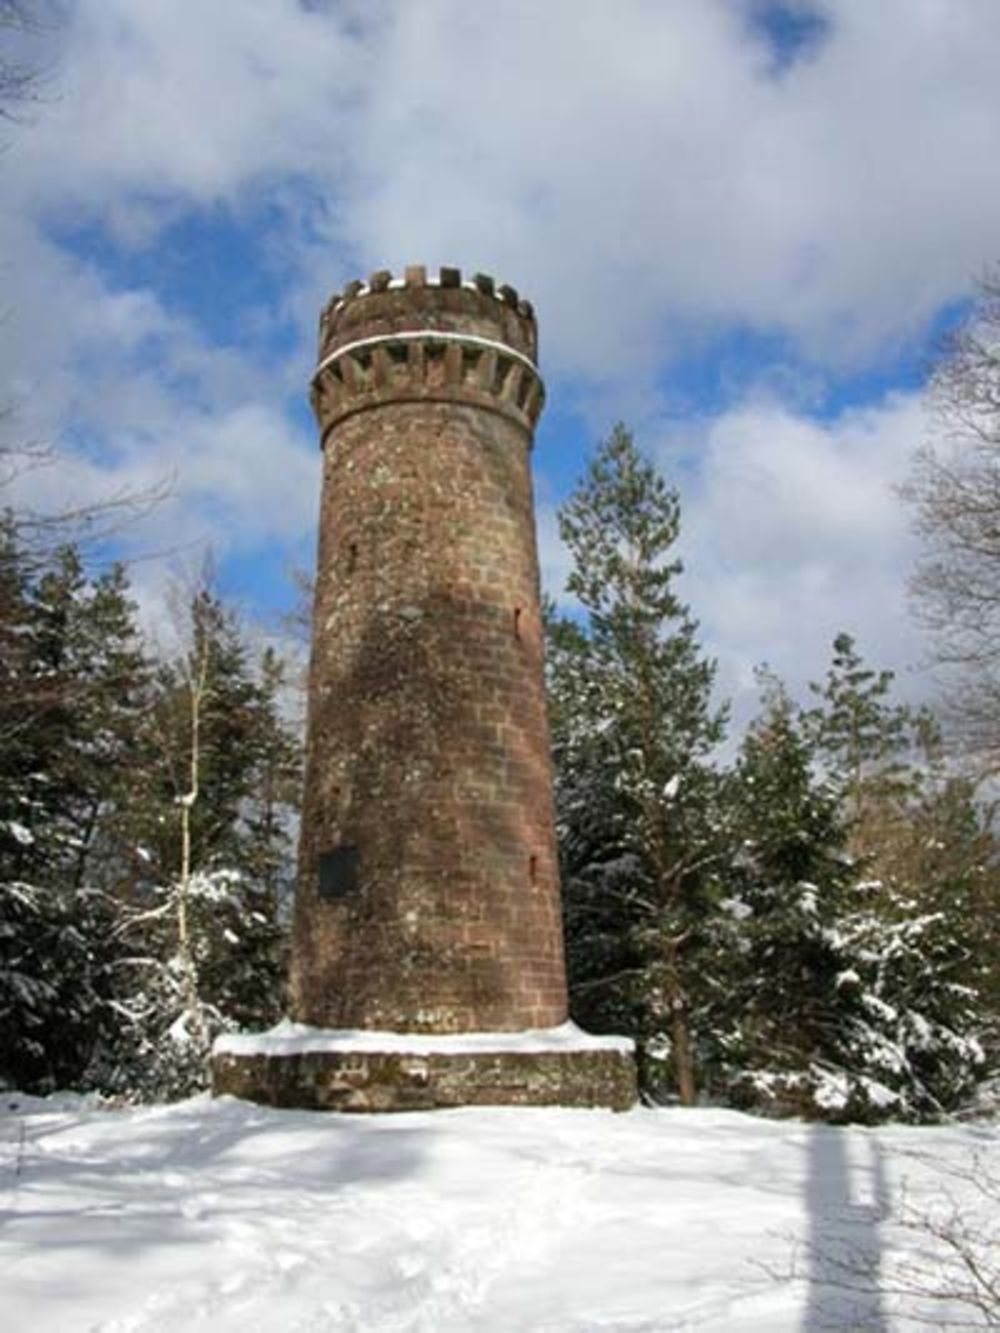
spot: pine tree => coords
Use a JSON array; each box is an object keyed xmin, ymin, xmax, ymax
[
  {"xmin": 240, "ymin": 645, "xmax": 301, "ymax": 921},
  {"xmin": 721, "ymin": 647, "xmax": 992, "ymax": 1120},
  {"xmin": 551, "ymin": 425, "xmax": 727, "ymax": 1104},
  {"xmin": 0, "ymin": 543, "xmax": 302, "ymax": 1100},
  {"xmin": 0, "ymin": 532, "xmax": 150, "ymax": 1091},
  {"xmin": 0, "ymin": 517, "xmax": 45, "ymax": 882},
  {"xmin": 107, "ymin": 583, "xmax": 300, "ymax": 1099},
  {"xmin": 806, "ymin": 634, "xmax": 991, "ymax": 1087},
  {"xmin": 910, "ymin": 774, "xmax": 1000, "ymax": 1043},
  {"xmin": 710, "ymin": 674, "xmax": 855, "ymax": 1102},
  {"xmin": 803, "ymin": 632, "xmax": 930, "ymax": 849}
]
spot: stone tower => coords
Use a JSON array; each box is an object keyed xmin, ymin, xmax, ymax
[
  {"xmin": 212, "ymin": 266, "xmax": 635, "ymax": 1111},
  {"xmin": 292, "ymin": 265, "xmax": 566, "ymax": 1034}
]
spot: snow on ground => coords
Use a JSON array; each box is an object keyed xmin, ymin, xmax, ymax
[{"xmin": 1, "ymin": 1093, "xmax": 996, "ymax": 1332}]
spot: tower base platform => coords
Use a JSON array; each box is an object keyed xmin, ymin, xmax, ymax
[{"xmin": 211, "ymin": 1021, "xmax": 637, "ymax": 1113}]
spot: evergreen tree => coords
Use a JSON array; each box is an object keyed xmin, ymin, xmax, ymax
[
  {"xmin": 0, "ymin": 517, "xmax": 45, "ymax": 881},
  {"xmin": 551, "ymin": 425, "xmax": 727, "ymax": 1104},
  {"xmin": 834, "ymin": 881, "xmax": 985, "ymax": 1119},
  {"xmin": 0, "ymin": 532, "xmax": 150, "ymax": 1091},
  {"xmin": 0, "ymin": 542, "xmax": 301, "ymax": 1098},
  {"xmin": 805, "ymin": 633, "xmax": 991, "ymax": 1091},
  {"xmin": 716, "ymin": 656, "xmax": 989, "ymax": 1121},
  {"xmin": 240, "ymin": 645, "xmax": 302, "ymax": 923},
  {"xmin": 803, "ymin": 632, "xmax": 931, "ymax": 848},
  {"xmin": 907, "ymin": 774, "xmax": 1000, "ymax": 1045},
  {"xmin": 107, "ymin": 584, "xmax": 300, "ymax": 1099},
  {"xmin": 707, "ymin": 674, "xmax": 858, "ymax": 1111}
]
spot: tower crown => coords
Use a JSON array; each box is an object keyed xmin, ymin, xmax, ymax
[
  {"xmin": 312, "ymin": 266, "xmax": 543, "ymax": 441},
  {"xmin": 320, "ymin": 265, "xmax": 538, "ymax": 360}
]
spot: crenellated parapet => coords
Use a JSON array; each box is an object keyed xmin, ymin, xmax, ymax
[
  {"xmin": 311, "ymin": 265, "xmax": 544, "ymax": 442},
  {"xmin": 319, "ymin": 265, "xmax": 537, "ymax": 357}
]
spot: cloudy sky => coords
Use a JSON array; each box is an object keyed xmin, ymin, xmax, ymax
[{"xmin": 4, "ymin": 0, "xmax": 1000, "ymax": 729}]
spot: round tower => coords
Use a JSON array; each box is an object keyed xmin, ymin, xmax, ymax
[{"xmin": 290, "ymin": 264, "xmax": 568, "ymax": 1033}]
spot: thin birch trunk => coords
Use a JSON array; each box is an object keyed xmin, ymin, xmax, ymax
[{"xmin": 176, "ymin": 637, "xmax": 209, "ymax": 1046}]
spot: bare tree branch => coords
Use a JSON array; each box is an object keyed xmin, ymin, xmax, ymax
[
  {"xmin": 0, "ymin": 1, "xmax": 58, "ymax": 125},
  {"xmin": 902, "ymin": 270, "xmax": 1000, "ymax": 770}
]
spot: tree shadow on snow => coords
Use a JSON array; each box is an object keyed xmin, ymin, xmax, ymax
[
  {"xmin": 0, "ymin": 1093, "xmax": 432, "ymax": 1276},
  {"xmin": 801, "ymin": 1125, "xmax": 890, "ymax": 1331}
]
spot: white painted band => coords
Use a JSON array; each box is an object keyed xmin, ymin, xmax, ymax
[{"xmin": 314, "ymin": 330, "xmax": 540, "ymax": 383}]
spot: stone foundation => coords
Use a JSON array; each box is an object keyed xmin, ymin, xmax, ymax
[{"xmin": 211, "ymin": 1024, "xmax": 637, "ymax": 1113}]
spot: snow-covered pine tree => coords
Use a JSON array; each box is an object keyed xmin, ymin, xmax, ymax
[
  {"xmin": 806, "ymin": 635, "xmax": 991, "ymax": 1114},
  {"xmin": 717, "ymin": 644, "xmax": 991, "ymax": 1120},
  {"xmin": 704, "ymin": 672, "xmax": 860, "ymax": 1115},
  {"xmin": 551, "ymin": 424, "xmax": 727, "ymax": 1104},
  {"xmin": 108, "ymin": 583, "xmax": 299, "ymax": 1099},
  {"xmin": 0, "ymin": 531, "xmax": 149, "ymax": 1091},
  {"xmin": 899, "ymin": 772, "xmax": 1000, "ymax": 1063}
]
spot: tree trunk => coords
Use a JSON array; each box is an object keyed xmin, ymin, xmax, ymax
[
  {"xmin": 669, "ymin": 992, "xmax": 697, "ymax": 1107},
  {"xmin": 176, "ymin": 639, "xmax": 209, "ymax": 1047},
  {"xmin": 664, "ymin": 942, "xmax": 697, "ymax": 1106}
]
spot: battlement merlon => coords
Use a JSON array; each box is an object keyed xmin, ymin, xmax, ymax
[
  {"xmin": 317, "ymin": 266, "xmax": 538, "ymax": 366},
  {"xmin": 311, "ymin": 265, "xmax": 545, "ymax": 442}
]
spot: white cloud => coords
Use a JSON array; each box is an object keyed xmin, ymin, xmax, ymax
[
  {"xmin": 10, "ymin": 0, "xmax": 1000, "ymax": 378},
  {"xmin": 539, "ymin": 387, "xmax": 934, "ymax": 732},
  {"xmin": 327, "ymin": 0, "xmax": 1000, "ymax": 378},
  {"xmin": 3, "ymin": 0, "xmax": 997, "ymax": 713},
  {"xmin": 672, "ymin": 389, "xmax": 932, "ymax": 724},
  {"xmin": 10, "ymin": 2, "xmax": 366, "ymax": 216}
]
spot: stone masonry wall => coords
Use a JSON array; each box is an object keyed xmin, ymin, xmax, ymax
[
  {"xmin": 290, "ymin": 267, "xmax": 568, "ymax": 1033},
  {"xmin": 213, "ymin": 1046, "xmax": 638, "ymax": 1113}
]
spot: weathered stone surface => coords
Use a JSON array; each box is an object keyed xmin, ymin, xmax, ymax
[
  {"xmin": 293, "ymin": 269, "xmax": 564, "ymax": 1035},
  {"xmin": 212, "ymin": 1046, "xmax": 638, "ymax": 1113}
]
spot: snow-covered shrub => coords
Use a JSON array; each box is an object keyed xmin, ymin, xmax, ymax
[
  {"xmin": 830, "ymin": 887, "xmax": 985, "ymax": 1119},
  {"xmin": 97, "ymin": 868, "xmax": 284, "ymax": 1102},
  {"xmin": 705, "ymin": 880, "xmax": 986, "ymax": 1124}
]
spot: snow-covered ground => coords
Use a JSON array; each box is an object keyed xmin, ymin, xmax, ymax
[{"xmin": 1, "ymin": 1093, "xmax": 996, "ymax": 1331}]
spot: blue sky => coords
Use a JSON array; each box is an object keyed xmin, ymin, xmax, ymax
[{"xmin": 4, "ymin": 0, "xmax": 1000, "ymax": 728}]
